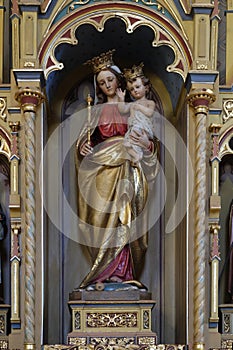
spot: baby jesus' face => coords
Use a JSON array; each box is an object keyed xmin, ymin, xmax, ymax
[{"xmin": 127, "ymin": 77, "xmax": 147, "ymax": 100}]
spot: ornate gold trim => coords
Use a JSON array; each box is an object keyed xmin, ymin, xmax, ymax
[
  {"xmin": 39, "ymin": 5, "xmax": 192, "ymax": 81},
  {"xmin": 0, "ymin": 98, "xmax": 7, "ymax": 122},
  {"xmin": 15, "ymin": 88, "xmax": 44, "ymax": 113},
  {"xmin": 187, "ymin": 88, "xmax": 216, "ymax": 115}
]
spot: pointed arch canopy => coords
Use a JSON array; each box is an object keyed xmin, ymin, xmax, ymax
[
  {"xmin": 38, "ymin": 2, "xmax": 193, "ymax": 81},
  {"xmin": 219, "ymin": 123, "xmax": 233, "ymax": 159},
  {"xmin": 0, "ymin": 127, "xmax": 11, "ymax": 160}
]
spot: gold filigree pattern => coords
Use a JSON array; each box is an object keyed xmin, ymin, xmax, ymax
[
  {"xmin": 223, "ymin": 99, "xmax": 233, "ymax": 123},
  {"xmin": 86, "ymin": 312, "xmax": 137, "ymax": 328},
  {"xmin": 0, "ymin": 315, "xmax": 5, "ymax": 334},
  {"xmin": 68, "ymin": 337, "xmax": 87, "ymax": 345},
  {"xmin": 221, "ymin": 339, "xmax": 233, "ymax": 350},
  {"xmin": 143, "ymin": 310, "xmax": 149, "ymax": 329},
  {"xmin": 224, "ymin": 313, "xmax": 231, "ymax": 333},
  {"xmin": 90, "ymin": 337, "xmax": 136, "ymax": 347},
  {"xmin": 0, "ymin": 98, "xmax": 7, "ymax": 122},
  {"xmin": 39, "ymin": 6, "xmax": 192, "ymax": 81},
  {"xmin": 67, "ymin": 0, "xmax": 165, "ymax": 12},
  {"xmin": 0, "ymin": 339, "xmax": 8, "ymax": 349},
  {"xmin": 75, "ymin": 311, "xmax": 81, "ymax": 330},
  {"xmin": 138, "ymin": 337, "xmax": 156, "ymax": 345}
]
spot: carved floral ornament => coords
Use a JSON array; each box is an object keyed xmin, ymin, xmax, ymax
[
  {"xmin": 43, "ymin": 344, "xmax": 186, "ymax": 350},
  {"xmin": 0, "ymin": 98, "xmax": 7, "ymax": 122},
  {"xmin": 223, "ymin": 99, "xmax": 233, "ymax": 123},
  {"xmin": 38, "ymin": 3, "xmax": 192, "ymax": 80}
]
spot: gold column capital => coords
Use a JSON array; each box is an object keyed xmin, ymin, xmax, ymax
[
  {"xmin": 15, "ymin": 87, "xmax": 44, "ymax": 113},
  {"xmin": 187, "ymin": 88, "xmax": 216, "ymax": 115},
  {"xmin": 193, "ymin": 342, "xmax": 205, "ymax": 350},
  {"xmin": 9, "ymin": 121, "xmax": 21, "ymax": 133},
  {"xmin": 208, "ymin": 123, "xmax": 222, "ymax": 134}
]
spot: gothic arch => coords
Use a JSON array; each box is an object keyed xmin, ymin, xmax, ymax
[
  {"xmin": 0, "ymin": 126, "xmax": 11, "ymax": 161},
  {"xmin": 219, "ymin": 123, "xmax": 233, "ymax": 159},
  {"xmin": 38, "ymin": 2, "xmax": 193, "ymax": 81}
]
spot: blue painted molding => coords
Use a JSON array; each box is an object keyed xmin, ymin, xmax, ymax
[
  {"xmin": 192, "ymin": 7, "xmax": 213, "ymax": 15},
  {"xmin": 13, "ymin": 69, "xmax": 46, "ymax": 88},
  {"xmin": 19, "ymin": 5, "xmax": 40, "ymax": 12},
  {"xmin": 209, "ymin": 109, "xmax": 222, "ymax": 115},
  {"xmin": 8, "ymin": 108, "xmax": 21, "ymax": 114},
  {"xmin": 220, "ymin": 85, "xmax": 233, "ymax": 93},
  {"xmin": 185, "ymin": 71, "xmax": 219, "ymax": 92},
  {"xmin": 0, "ymin": 85, "xmax": 11, "ymax": 91},
  {"xmin": 209, "ymin": 321, "xmax": 218, "ymax": 329}
]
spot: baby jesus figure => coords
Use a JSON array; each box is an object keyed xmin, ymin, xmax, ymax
[{"xmin": 117, "ymin": 63, "xmax": 156, "ymax": 163}]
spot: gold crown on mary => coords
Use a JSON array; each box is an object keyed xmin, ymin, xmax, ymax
[
  {"xmin": 84, "ymin": 49, "xmax": 116, "ymax": 74},
  {"xmin": 123, "ymin": 62, "xmax": 144, "ymax": 82}
]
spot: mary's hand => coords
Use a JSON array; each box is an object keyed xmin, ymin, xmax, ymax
[
  {"xmin": 130, "ymin": 129, "xmax": 151, "ymax": 149},
  {"xmin": 116, "ymin": 88, "xmax": 126, "ymax": 102},
  {"xmin": 79, "ymin": 142, "xmax": 93, "ymax": 156}
]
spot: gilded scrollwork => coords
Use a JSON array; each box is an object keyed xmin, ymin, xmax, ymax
[
  {"xmin": 39, "ymin": 5, "xmax": 192, "ymax": 81},
  {"xmin": 223, "ymin": 313, "xmax": 231, "ymax": 333},
  {"xmin": 75, "ymin": 311, "xmax": 81, "ymax": 330},
  {"xmin": 67, "ymin": 0, "xmax": 165, "ymax": 12},
  {"xmin": 0, "ymin": 339, "xmax": 8, "ymax": 349},
  {"xmin": 86, "ymin": 312, "xmax": 137, "ymax": 328},
  {"xmin": 143, "ymin": 310, "xmax": 149, "ymax": 329},
  {"xmin": 138, "ymin": 337, "xmax": 156, "ymax": 345},
  {"xmin": 223, "ymin": 99, "xmax": 233, "ymax": 123},
  {"xmin": 90, "ymin": 337, "xmax": 136, "ymax": 347},
  {"xmin": 0, "ymin": 314, "xmax": 5, "ymax": 334},
  {"xmin": 0, "ymin": 98, "xmax": 7, "ymax": 122},
  {"xmin": 221, "ymin": 339, "xmax": 233, "ymax": 350},
  {"xmin": 68, "ymin": 337, "xmax": 88, "ymax": 345}
]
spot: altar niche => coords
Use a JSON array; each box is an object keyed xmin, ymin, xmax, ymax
[
  {"xmin": 43, "ymin": 68, "xmax": 188, "ymax": 347},
  {"xmin": 219, "ymin": 154, "xmax": 233, "ymax": 305},
  {"xmin": 41, "ymin": 9, "xmax": 190, "ymax": 346}
]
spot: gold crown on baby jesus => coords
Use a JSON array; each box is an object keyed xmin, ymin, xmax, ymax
[
  {"xmin": 84, "ymin": 49, "xmax": 116, "ymax": 74},
  {"xmin": 123, "ymin": 62, "xmax": 145, "ymax": 82}
]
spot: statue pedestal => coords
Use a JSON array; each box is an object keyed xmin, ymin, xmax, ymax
[
  {"xmin": 68, "ymin": 290, "xmax": 157, "ymax": 348},
  {"xmin": 219, "ymin": 304, "xmax": 233, "ymax": 349}
]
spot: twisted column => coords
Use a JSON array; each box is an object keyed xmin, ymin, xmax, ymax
[
  {"xmin": 15, "ymin": 87, "xmax": 44, "ymax": 350},
  {"xmin": 187, "ymin": 89, "xmax": 216, "ymax": 350}
]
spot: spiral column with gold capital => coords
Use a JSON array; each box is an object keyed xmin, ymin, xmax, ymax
[
  {"xmin": 187, "ymin": 88, "xmax": 216, "ymax": 350},
  {"xmin": 15, "ymin": 87, "xmax": 44, "ymax": 350}
]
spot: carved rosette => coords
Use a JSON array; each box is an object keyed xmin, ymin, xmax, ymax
[
  {"xmin": 187, "ymin": 88, "xmax": 216, "ymax": 350},
  {"xmin": 15, "ymin": 87, "xmax": 44, "ymax": 348}
]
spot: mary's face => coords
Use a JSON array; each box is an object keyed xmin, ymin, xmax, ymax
[{"xmin": 96, "ymin": 70, "xmax": 118, "ymax": 98}]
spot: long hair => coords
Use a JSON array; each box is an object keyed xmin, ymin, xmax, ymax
[{"xmin": 95, "ymin": 67, "xmax": 126, "ymax": 104}]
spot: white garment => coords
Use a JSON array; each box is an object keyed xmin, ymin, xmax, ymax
[{"xmin": 124, "ymin": 110, "xmax": 154, "ymax": 161}]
